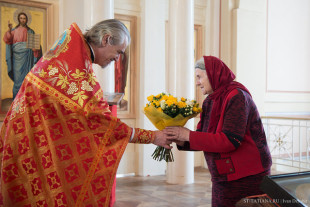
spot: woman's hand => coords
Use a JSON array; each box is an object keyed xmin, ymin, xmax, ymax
[
  {"xmin": 173, "ymin": 140, "xmax": 185, "ymax": 147},
  {"xmin": 163, "ymin": 126, "xmax": 190, "ymax": 142}
]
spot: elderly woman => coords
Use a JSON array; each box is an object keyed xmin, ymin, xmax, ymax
[{"xmin": 164, "ymin": 56, "xmax": 272, "ymax": 207}]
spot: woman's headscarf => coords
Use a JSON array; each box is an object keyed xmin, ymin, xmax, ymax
[{"xmin": 203, "ymin": 56, "xmax": 251, "ymax": 132}]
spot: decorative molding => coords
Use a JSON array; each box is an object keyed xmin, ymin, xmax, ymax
[
  {"xmin": 115, "ymin": 0, "xmax": 140, "ymax": 14},
  {"xmin": 115, "ymin": 14, "xmax": 138, "ymax": 119},
  {"xmin": 195, "ymin": 0, "xmax": 207, "ymax": 8},
  {"xmin": 0, "ymin": 0, "xmax": 51, "ymax": 8},
  {"xmin": 194, "ymin": 6, "xmax": 206, "ymax": 24},
  {"xmin": 194, "ymin": 24, "xmax": 205, "ymax": 106}
]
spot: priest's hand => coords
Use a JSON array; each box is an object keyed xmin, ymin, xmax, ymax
[
  {"xmin": 163, "ymin": 126, "xmax": 190, "ymax": 142},
  {"xmin": 153, "ymin": 130, "xmax": 173, "ymax": 149}
]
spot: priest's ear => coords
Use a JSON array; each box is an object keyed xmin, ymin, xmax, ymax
[{"xmin": 102, "ymin": 34, "xmax": 112, "ymax": 47}]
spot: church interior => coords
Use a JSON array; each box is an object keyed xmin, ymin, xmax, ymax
[{"xmin": 0, "ymin": 0, "xmax": 310, "ymax": 206}]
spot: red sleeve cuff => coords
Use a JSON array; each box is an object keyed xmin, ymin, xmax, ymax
[
  {"xmin": 189, "ymin": 131, "xmax": 207, "ymax": 151},
  {"xmin": 189, "ymin": 131, "xmax": 236, "ymax": 152}
]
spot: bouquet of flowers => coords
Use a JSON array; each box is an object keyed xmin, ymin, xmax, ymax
[{"xmin": 144, "ymin": 92, "xmax": 202, "ymax": 162}]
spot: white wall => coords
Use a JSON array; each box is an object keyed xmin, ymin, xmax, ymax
[
  {"xmin": 232, "ymin": 0, "xmax": 267, "ymax": 114},
  {"xmin": 228, "ymin": 0, "xmax": 310, "ymax": 116},
  {"xmin": 264, "ymin": 0, "xmax": 310, "ymax": 115}
]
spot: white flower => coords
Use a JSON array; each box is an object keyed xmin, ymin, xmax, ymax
[
  {"xmin": 81, "ymin": 80, "xmax": 93, "ymax": 91},
  {"xmin": 186, "ymin": 100, "xmax": 194, "ymax": 106},
  {"xmin": 67, "ymin": 82, "xmax": 78, "ymax": 94},
  {"xmin": 49, "ymin": 67, "xmax": 58, "ymax": 76},
  {"xmin": 160, "ymin": 100, "xmax": 166, "ymax": 110}
]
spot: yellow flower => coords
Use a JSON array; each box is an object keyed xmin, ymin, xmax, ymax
[
  {"xmin": 162, "ymin": 95, "xmax": 168, "ymax": 100},
  {"xmin": 153, "ymin": 101, "xmax": 160, "ymax": 107},
  {"xmin": 167, "ymin": 95, "xmax": 177, "ymax": 103},
  {"xmin": 155, "ymin": 94, "xmax": 161, "ymax": 99},
  {"xmin": 193, "ymin": 107, "xmax": 202, "ymax": 113},
  {"xmin": 166, "ymin": 100, "xmax": 174, "ymax": 107},
  {"xmin": 181, "ymin": 97, "xmax": 186, "ymax": 102},
  {"xmin": 177, "ymin": 101, "xmax": 187, "ymax": 108},
  {"xmin": 147, "ymin": 95, "xmax": 154, "ymax": 102}
]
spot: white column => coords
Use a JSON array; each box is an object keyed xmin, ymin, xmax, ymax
[
  {"xmin": 59, "ymin": 0, "xmax": 84, "ymax": 31},
  {"xmin": 205, "ymin": 0, "xmax": 220, "ymax": 57},
  {"xmin": 84, "ymin": 0, "xmax": 115, "ymax": 92},
  {"xmin": 166, "ymin": 0, "xmax": 195, "ymax": 185},
  {"xmin": 137, "ymin": 0, "xmax": 167, "ymax": 176}
]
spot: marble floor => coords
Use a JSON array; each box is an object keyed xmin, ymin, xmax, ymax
[
  {"xmin": 114, "ymin": 167, "xmax": 213, "ymax": 207},
  {"xmin": 115, "ymin": 167, "xmax": 285, "ymax": 207}
]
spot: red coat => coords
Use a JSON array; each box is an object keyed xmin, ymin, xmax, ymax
[{"xmin": 180, "ymin": 89, "xmax": 272, "ymax": 182}]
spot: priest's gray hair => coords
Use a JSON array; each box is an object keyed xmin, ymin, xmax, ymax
[
  {"xmin": 84, "ymin": 19, "xmax": 131, "ymax": 47},
  {"xmin": 195, "ymin": 57, "xmax": 206, "ymax": 70}
]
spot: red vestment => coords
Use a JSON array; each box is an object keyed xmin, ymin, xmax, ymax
[{"xmin": 0, "ymin": 23, "xmax": 154, "ymax": 207}]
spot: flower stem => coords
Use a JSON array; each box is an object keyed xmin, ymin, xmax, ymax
[{"xmin": 152, "ymin": 146, "xmax": 174, "ymax": 162}]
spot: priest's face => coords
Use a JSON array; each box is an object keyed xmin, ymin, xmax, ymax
[
  {"xmin": 195, "ymin": 68, "xmax": 213, "ymax": 95},
  {"xmin": 94, "ymin": 35, "xmax": 128, "ymax": 68}
]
